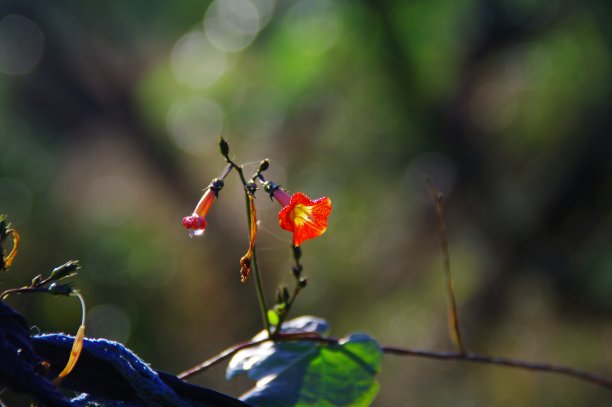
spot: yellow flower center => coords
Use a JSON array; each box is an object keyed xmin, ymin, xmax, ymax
[{"xmin": 290, "ymin": 204, "xmax": 314, "ymax": 226}]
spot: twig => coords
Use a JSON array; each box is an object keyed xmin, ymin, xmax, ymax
[
  {"xmin": 178, "ymin": 332, "xmax": 324, "ymax": 380},
  {"xmin": 178, "ymin": 334, "xmax": 612, "ymax": 390},
  {"xmin": 273, "ymin": 246, "xmax": 305, "ymax": 335},
  {"xmin": 221, "ymin": 145, "xmax": 271, "ymax": 336},
  {"xmin": 424, "ymin": 177, "xmax": 465, "ymax": 353},
  {"xmin": 1, "ymin": 286, "xmax": 47, "ymax": 300},
  {"xmin": 382, "ymin": 346, "xmax": 612, "ymax": 390},
  {"xmin": 178, "ymin": 338, "xmax": 268, "ymax": 380},
  {"xmin": 53, "ymin": 292, "xmax": 86, "ymax": 385}
]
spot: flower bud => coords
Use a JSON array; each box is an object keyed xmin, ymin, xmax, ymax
[
  {"xmin": 219, "ymin": 137, "xmax": 230, "ymax": 157},
  {"xmin": 282, "ymin": 287, "xmax": 290, "ymax": 303},
  {"xmin": 50, "ymin": 260, "xmax": 81, "ymax": 281},
  {"xmin": 31, "ymin": 274, "xmax": 42, "ymax": 286},
  {"xmin": 276, "ymin": 287, "xmax": 285, "ymax": 303},
  {"xmin": 258, "ymin": 159, "xmax": 270, "ymax": 173},
  {"xmin": 48, "ymin": 282, "xmax": 75, "ymax": 296},
  {"xmin": 0, "ymin": 216, "xmax": 7, "ymax": 241},
  {"xmin": 292, "ymin": 265, "xmax": 303, "ymax": 279}
]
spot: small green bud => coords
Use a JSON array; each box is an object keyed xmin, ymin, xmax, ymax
[
  {"xmin": 258, "ymin": 159, "xmax": 270, "ymax": 173},
  {"xmin": 267, "ymin": 309, "xmax": 280, "ymax": 327},
  {"xmin": 282, "ymin": 287, "xmax": 290, "ymax": 303},
  {"xmin": 48, "ymin": 282, "xmax": 75, "ymax": 296},
  {"xmin": 292, "ymin": 265, "xmax": 303, "ymax": 279},
  {"xmin": 31, "ymin": 274, "xmax": 42, "ymax": 286},
  {"xmin": 0, "ymin": 215, "xmax": 7, "ymax": 241},
  {"xmin": 276, "ymin": 286, "xmax": 285, "ymax": 303},
  {"xmin": 50, "ymin": 260, "xmax": 81, "ymax": 281},
  {"xmin": 219, "ymin": 137, "xmax": 230, "ymax": 157}
]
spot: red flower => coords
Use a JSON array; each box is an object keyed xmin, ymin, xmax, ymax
[
  {"xmin": 272, "ymin": 189, "xmax": 332, "ymax": 247},
  {"xmin": 182, "ymin": 181, "xmax": 221, "ymax": 237}
]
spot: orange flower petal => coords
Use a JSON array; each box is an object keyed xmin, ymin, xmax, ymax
[
  {"xmin": 53, "ymin": 324, "xmax": 85, "ymax": 385},
  {"xmin": 240, "ymin": 194, "xmax": 257, "ymax": 283},
  {"xmin": 3, "ymin": 228, "xmax": 20, "ymax": 269},
  {"xmin": 278, "ymin": 192, "xmax": 332, "ymax": 247},
  {"xmin": 193, "ymin": 188, "xmax": 216, "ymax": 218}
]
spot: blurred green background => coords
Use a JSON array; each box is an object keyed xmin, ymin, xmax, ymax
[{"xmin": 1, "ymin": 0, "xmax": 612, "ymax": 405}]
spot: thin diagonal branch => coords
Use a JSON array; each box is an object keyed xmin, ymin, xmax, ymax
[
  {"xmin": 178, "ymin": 334, "xmax": 612, "ymax": 390},
  {"xmin": 424, "ymin": 177, "xmax": 465, "ymax": 353},
  {"xmin": 178, "ymin": 332, "xmax": 324, "ymax": 380},
  {"xmin": 222, "ymin": 148, "xmax": 271, "ymax": 336},
  {"xmin": 382, "ymin": 346, "xmax": 612, "ymax": 389}
]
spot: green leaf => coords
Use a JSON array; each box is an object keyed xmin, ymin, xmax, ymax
[
  {"xmin": 227, "ymin": 317, "xmax": 382, "ymax": 407},
  {"xmin": 267, "ymin": 310, "xmax": 280, "ymax": 327},
  {"xmin": 227, "ymin": 316, "xmax": 329, "ymax": 381}
]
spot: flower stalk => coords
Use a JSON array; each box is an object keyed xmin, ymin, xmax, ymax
[
  {"xmin": 272, "ymin": 245, "xmax": 306, "ymax": 334},
  {"xmin": 240, "ymin": 184, "xmax": 271, "ymax": 336},
  {"xmin": 425, "ymin": 177, "xmax": 465, "ymax": 354},
  {"xmin": 1, "ymin": 260, "xmax": 81, "ymax": 300},
  {"xmin": 217, "ymin": 137, "xmax": 271, "ymax": 335},
  {"xmin": 53, "ymin": 292, "xmax": 86, "ymax": 386}
]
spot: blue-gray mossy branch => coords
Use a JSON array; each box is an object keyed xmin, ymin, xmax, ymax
[{"xmin": 0, "ymin": 301, "xmax": 249, "ymax": 406}]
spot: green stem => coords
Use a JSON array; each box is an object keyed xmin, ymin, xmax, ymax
[
  {"xmin": 250, "ymin": 248, "xmax": 270, "ymax": 335},
  {"xmin": 229, "ymin": 158, "xmax": 271, "ymax": 336},
  {"xmin": 1, "ymin": 286, "xmax": 47, "ymax": 300},
  {"xmin": 273, "ymin": 284, "xmax": 302, "ymax": 335}
]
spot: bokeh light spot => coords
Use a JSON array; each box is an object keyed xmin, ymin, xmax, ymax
[
  {"xmin": 204, "ymin": 0, "xmax": 261, "ymax": 52},
  {"xmin": 233, "ymin": 83, "xmax": 285, "ymax": 140},
  {"xmin": 167, "ymin": 96, "xmax": 225, "ymax": 156},
  {"xmin": 285, "ymin": 0, "xmax": 342, "ymax": 56},
  {"xmin": 0, "ymin": 15, "xmax": 44, "ymax": 76},
  {"xmin": 251, "ymin": 0, "xmax": 277, "ymax": 28},
  {"xmin": 170, "ymin": 31, "xmax": 227, "ymax": 89},
  {"xmin": 83, "ymin": 176, "xmax": 138, "ymax": 227},
  {"xmin": 88, "ymin": 303, "xmax": 131, "ymax": 343}
]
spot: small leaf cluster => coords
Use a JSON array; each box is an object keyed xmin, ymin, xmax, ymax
[{"xmin": 0, "ymin": 216, "xmax": 81, "ymax": 300}]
